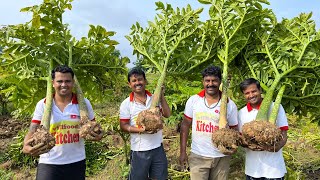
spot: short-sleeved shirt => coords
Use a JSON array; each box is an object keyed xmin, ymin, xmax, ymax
[
  {"xmin": 32, "ymin": 94, "xmax": 95, "ymax": 165},
  {"xmin": 184, "ymin": 90, "xmax": 238, "ymax": 158},
  {"xmin": 238, "ymin": 102, "xmax": 288, "ymax": 178},
  {"xmin": 119, "ymin": 90, "xmax": 162, "ymax": 151}
]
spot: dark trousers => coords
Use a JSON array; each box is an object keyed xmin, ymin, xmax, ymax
[
  {"xmin": 129, "ymin": 144, "xmax": 168, "ymax": 180},
  {"xmin": 246, "ymin": 175, "xmax": 285, "ymax": 180},
  {"xmin": 36, "ymin": 159, "xmax": 86, "ymax": 180}
]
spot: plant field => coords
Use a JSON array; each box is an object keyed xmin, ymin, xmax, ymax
[
  {"xmin": 1, "ymin": 105, "xmax": 320, "ymax": 179},
  {"xmin": 1, "ymin": 0, "xmax": 320, "ymax": 179}
]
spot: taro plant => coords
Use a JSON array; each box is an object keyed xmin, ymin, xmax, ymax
[
  {"xmin": 126, "ymin": 2, "xmax": 219, "ymax": 131},
  {"xmin": 240, "ymin": 12, "xmax": 320, "ymax": 148},
  {"xmin": 199, "ymin": 0, "xmax": 274, "ymax": 154},
  {"xmin": 0, "ymin": 0, "xmax": 129, "ymax": 118}
]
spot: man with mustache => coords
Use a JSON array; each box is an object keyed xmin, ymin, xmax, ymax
[
  {"xmin": 180, "ymin": 65, "xmax": 238, "ymax": 180},
  {"xmin": 238, "ymin": 78, "xmax": 288, "ymax": 180},
  {"xmin": 119, "ymin": 67, "xmax": 171, "ymax": 180}
]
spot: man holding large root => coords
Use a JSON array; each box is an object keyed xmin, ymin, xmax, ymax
[
  {"xmin": 119, "ymin": 67, "xmax": 171, "ymax": 180},
  {"xmin": 22, "ymin": 65, "xmax": 103, "ymax": 180},
  {"xmin": 238, "ymin": 78, "xmax": 288, "ymax": 180},
  {"xmin": 180, "ymin": 65, "xmax": 238, "ymax": 180}
]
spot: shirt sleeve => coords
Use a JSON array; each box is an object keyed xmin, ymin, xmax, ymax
[
  {"xmin": 276, "ymin": 104, "xmax": 289, "ymax": 130},
  {"xmin": 84, "ymin": 98, "xmax": 95, "ymax": 120},
  {"xmin": 119, "ymin": 99, "xmax": 130, "ymax": 122},
  {"xmin": 184, "ymin": 96, "xmax": 194, "ymax": 120},
  {"xmin": 237, "ymin": 109, "xmax": 244, "ymax": 132},
  {"xmin": 32, "ymin": 99, "xmax": 45, "ymax": 124},
  {"xmin": 227, "ymin": 100, "xmax": 238, "ymax": 127}
]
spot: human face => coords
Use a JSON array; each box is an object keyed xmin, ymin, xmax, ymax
[
  {"xmin": 128, "ymin": 74, "xmax": 147, "ymax": 93},
  {"xmin": 242, "ymin": 84, "xmax": 262, "ymax": 108},
  {"xmin": 52, "ymin": 72, "xmax": 74, "ymax": 97},
  {"xmin": 202, "ymin": 75, "xmax": 221, "ymax": 96}
]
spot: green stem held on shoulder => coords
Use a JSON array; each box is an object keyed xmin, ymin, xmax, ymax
[{"xmin": 41, "ymin": 59, "xmax": 53, "ymax": 129}]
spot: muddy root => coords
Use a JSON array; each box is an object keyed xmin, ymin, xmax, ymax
[
  {"xmin": 212, "ymin": 128, "xmax": 241, "ymax": 155},
  {"xmin": 30, "ymin": 126, "xmax": 55, "ymax": 150},
  {"xmin": 136, "ymin": 107, "xmax": 163, "ymax": 133},
  {"xmin": 241, "ymin": 121, "xmax": 282, "ymax": 149},
  {"xmin": 79, "ymin": 121, "xmax": 103, "ymax": 140}
]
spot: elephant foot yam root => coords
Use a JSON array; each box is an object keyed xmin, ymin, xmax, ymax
[
  {"xmin": 242, "ymin": 121, "xmax": 282, "ymax": 149},
  {"xmin": 30, "ymin": 126, "xmax": 55, "ymax": 149},
  {"xmin": 79, "ymin": 121, "xmax": 103, "ymax": 140},
  {"xmin": 136, "ymin": 108, "xmax": 163, "ymax": 132},
  {"xmin": 212, "ymin": 128, "xmax": 241, "ymax": 155}
]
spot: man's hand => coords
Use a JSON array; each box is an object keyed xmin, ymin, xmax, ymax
[
  {"xmin": 22, "ymin": 138, "xmax": 51, "ymax": 157},
  {"xmin": 263, "ymin": 144, "xmax": 281, "ymax": 152},
  {"xmin": 247, "ymin": 144, "xmax": 265, "ymax": 151},
  {"xmin": 87, "ymin": 123, "xmax": 104, "ymax": 141},
  {"xmin": 179, "ymin": 152, "xmax": 189, "ymax": 171}
]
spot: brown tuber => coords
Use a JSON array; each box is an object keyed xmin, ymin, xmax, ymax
[
  {"xmin": 241, "ymin": 121, "xmax": 282, "ymax": 150},
  {"xmin": 212, "ymin": 128, "xmax": 241, "ymax": 155},
  {"xmin": 79, "ymin": 121, "xmax": 103, "ymax": 140},
  {"xmin": 30, "ymin": 126, "xmax": 55, "ymax": 152},
  {"xmin": 136, "ymin": 107, "xmax": 163, "ymax": 133}
]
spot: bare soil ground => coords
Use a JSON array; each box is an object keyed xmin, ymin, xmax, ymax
[{"xmin": 0, "ymin": 115, "xmax": 28, "ymax": 153}]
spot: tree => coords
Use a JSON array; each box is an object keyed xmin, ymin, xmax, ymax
[{"xmin": 0, "ymin": 0, "xmax": 129, "ymax": 117}]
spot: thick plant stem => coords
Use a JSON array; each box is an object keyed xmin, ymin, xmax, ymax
[
  {"xmin": 256, "ymin": 76, "xmax": 281, "ymax": 121},
  {"xmin": 219, "ymin": 63, "xmax": 229, "ymax": 128},
  {"xmin": 74, "ymin": 75, "xmax": 89, "ymax": 125},
  {"xmin": 41, "ymin": 59, "xmax": 53, "ymax": 129},
  {"xmin": 67, "ymin": 41, "xmax": 89, "ymax": 125},
  {"xmin": 150, "ymin": 57, "xmax": 169, "ymax": 108},
  {"xmin": 269, "ymin": 85, "xmax": 286, "ymax": 124}
]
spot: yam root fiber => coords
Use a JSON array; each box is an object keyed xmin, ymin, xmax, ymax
[
  {"xmin": 30, "ymin": 126, "xmax": 55, "ymax": 152},
  {"xmin": 241, "ymin": 121, "xmax": 282, "ymax": 150},
  {"xmin": 79, "ymin": 121, "xmax": 102, "ymax": 140},
  {"xmin": 136, "ymin": 107, "xmax": 163, "ymax": 133},
  {"xmin": 212, "ymin": 128, "xmax": 241, "ymax": 155}
]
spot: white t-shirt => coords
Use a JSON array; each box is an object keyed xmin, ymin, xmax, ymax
[
  {"xmin": 32, "ymin": 94, "xmax": 95, "ymax": 165},
  {"xmin": 184, "ymin": 90, "xmax": 238, "ymax": 158},
  {"xmin": 238, "ymin": 102, "xmax": 288, "ymax": 178},
  {"xmin": 119, "ymin": 90, "xmax": 162, "ymax": 151}
]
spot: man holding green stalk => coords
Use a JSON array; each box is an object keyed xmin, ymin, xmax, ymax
[
  {"xmin": 238, "ymin": 78, "xmax": 288, "ymax": 180},
  {"xmin": 119, "ymin": 67, "xmax": 171, "ymax": 180},
  {"xmin": 180, "ymin": 65, "xmax": 239, "ymax": 180},
  {"xmin": 22, "ymin": 65, "xmax": 103, "ymax": 180}
]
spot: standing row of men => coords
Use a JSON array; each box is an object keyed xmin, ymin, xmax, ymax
[{"xmin": 22, "ymin": 65, "xmax": 288, "ymax": 180}]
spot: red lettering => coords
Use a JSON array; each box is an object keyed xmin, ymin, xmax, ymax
[
  {"xmin": 205, "ymin": 124, "xmax": 209, "ymax": 132},
  {"xmin": 59, "ymin": 133, "xmax": 63, "ymax": 144},
  {"xmin": 67, "ymin": 130, "xmax": 73, "ymax": 143},
  {"xmin": 55, "ymin": 133, "xmax": 59, "ymax": 144},
  {"xmin": 73, "ymin": 134, "xmax": 78, "ymax": 142},
  {"xmin": 196, "ymin": 121, "xmax": 201, "ymax": 131},
  {"xmin": 63, "ymin": 134, "xmax": 68, "ymax": 143}
]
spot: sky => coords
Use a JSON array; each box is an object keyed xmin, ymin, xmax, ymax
[{"xmin": 1, "ymin": 0, "xmax": 319, "ymax": 67}]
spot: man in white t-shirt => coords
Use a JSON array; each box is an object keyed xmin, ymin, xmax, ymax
[
  {"xmin": 119, "ymin": 67, "xmax": 171, "ymax": 180},
  {"xmin": 238, "ymin": 78, "xmax": 288, "ymax": 180},
  {"xmin": 179, "ymin": 65, "xmax": 238, "ymax": 180},
  {"xmin": 22, "ymin": 65, "xmax": 103, "ymax": 180}
]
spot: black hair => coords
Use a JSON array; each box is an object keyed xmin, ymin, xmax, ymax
[
  {"xmin": 51, "ymin": 65, "xmax": 74, "ymax": 80},
  {"xmin": 239, "ymin": 78, "xmax": 261, "ymax": 93},
  {"xmin": 127, "ymin": 67, "xmax": 146, "ymax": 82},
  {"xmin": 201, "ymin": 65, "xmax": 222, "ymax": 80}
]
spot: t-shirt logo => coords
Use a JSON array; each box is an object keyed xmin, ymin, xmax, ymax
[
  {"xmin": 195, "ymin": 112, "xmax": 219, "ymax": 134},
  {"xmin": 70, "ymin": 114, "xmax": 77, "ymax": 119}
]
